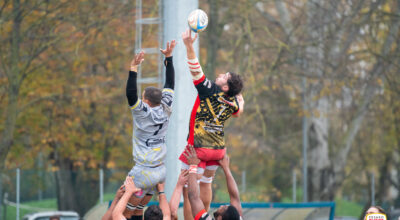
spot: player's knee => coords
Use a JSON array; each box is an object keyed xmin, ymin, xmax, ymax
[{"xmin": 203, "ymin": 166, "xmax": 218, "ymax": 177}]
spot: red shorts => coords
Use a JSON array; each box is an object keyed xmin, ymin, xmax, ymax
[{"xmin": 179, "ymin": 145, "xmax": 226, "ymax": 169}]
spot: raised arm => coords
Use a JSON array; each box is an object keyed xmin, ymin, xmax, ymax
[
  {"xmin": 160, "ymin": 40, "xmax": 176, "ymax": 90},
  {"xmin": 156, "ymin": 182, "xmax": 171, "ymax": 220},
  {"xmin": 112, "ymin": 177, "xmax": 141, "ymax": 220},
  {"xmin": 126, "ymin": 51, "xmax": 145, "ymax": 106},
  {"xmin": 181, "ymin": 29, "xmax": 197, "ymax": 60},
  {"xmin": 184, "ymin": 145, "xmax": 206, "ymax": 218},
  {"xmin": 181, "ymin": 29, "xmax": 204, "ymax": 81},
  {"xmin": 169, "ymin": 170, "xmax": 189, "ymax": 220},
  {"xmin": 218, "ymin": 154, "xmax": 243, "ymax": 216},
  {"xmin": 101, "ymin": 185, "xmax": 125, "ymax": 220}
]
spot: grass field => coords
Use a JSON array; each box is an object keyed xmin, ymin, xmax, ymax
[
  {"xmin": 2, "ymin": 198, "xmax": 57, "ymax": 220},
  {"xmin": 335, "ymin": 199, "xmax": 364, "ymax": 217}
]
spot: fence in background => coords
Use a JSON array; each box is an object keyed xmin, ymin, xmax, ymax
[{"xmin": 0, "ymin": 168, "xmax": 372, "ymax": 219}]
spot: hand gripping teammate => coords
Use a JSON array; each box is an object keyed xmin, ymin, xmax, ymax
[
  {"xmin": 184, "ymin": 145, "xmax": 243, "ymax": 220},
  {"xmin": 178, "ymin": 28, "xmax": 244, "ymax": 217},
  {"xmin": 112, "ymin": 177, "xmax": 142, "ymax": 220},
  {"xmin": 122, "ymin": 41, "xmax": 176, "ymax": 220}
]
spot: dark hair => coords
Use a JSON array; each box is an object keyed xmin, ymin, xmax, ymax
[
  {"xmin": 221, "ymin": 205, "xmax": 240, "ymax": 220},
  {"xmin": 368, "ymin": 206, "xmax": 386, "ymax": 215},
  {"xmin": 144, "ymin": 87, "xmax": 162, "ymax": 106},
  {"xmin": 144, "ymin": 205, "xmax": 163, "ymax": 220},
  {"xmin": 226, "ymin": 72, "xmax": 243, "ymax": 97}
]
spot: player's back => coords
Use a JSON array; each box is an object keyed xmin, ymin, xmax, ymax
[{"xmin": 130, "ymin": 89, "xmax": 173, "ymax": 167}]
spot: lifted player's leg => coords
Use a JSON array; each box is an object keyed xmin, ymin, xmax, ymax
[
  {"xmin": 200, "ymin": 165, "xmax": 218, "ymax": 211},
  {"xmin": 124, "ymin": 165, "xmax": 165, "ymax": 219}
]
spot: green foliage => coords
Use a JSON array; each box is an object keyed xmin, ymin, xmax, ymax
[{"xmin": 1, "ymin": 0, "xmax": 400, "ymax": 215}]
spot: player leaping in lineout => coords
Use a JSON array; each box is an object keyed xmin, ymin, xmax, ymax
[
  {"xmin": 178, "ymin": 29, "xmax": 244, "ymax": 218},
  {"xmin": 116, "ymin": 40, "xmax": 176, "ymax": 220}
]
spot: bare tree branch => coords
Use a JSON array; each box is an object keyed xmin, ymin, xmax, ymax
[
  {"xmin": 0, "ymin": 0, "xmax": 10, "ymax": 17},
  {"xmin": 335, "ymin": 2, "xmax": 400, "ymax": 172},
  {"xmin": 254, "ymin": 1, "xmax": 283, "ymax": 28},
  {"xmin": 274, "ymin": 0, "xmax": 294, "ymax": 37}
]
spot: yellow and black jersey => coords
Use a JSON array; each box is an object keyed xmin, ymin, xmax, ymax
[{"xmin": 187, "ymin": 74, "xmax": 240, "ymax": 149}]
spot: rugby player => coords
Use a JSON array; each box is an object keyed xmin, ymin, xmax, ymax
[{"xmin": 178, "ymin": 29, "xmax": 244, "ymax": 217}]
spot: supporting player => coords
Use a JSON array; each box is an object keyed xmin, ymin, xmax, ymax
[
  {"xmin": 110, "ymin": 177, "xmax": 173, "ymax": 220},
  {"xmin": 169, "ymin": 170, "xmax": 189, "ymax": 220},
  {"xmin": 184, "ymin": 145, "xmax": 243, "ymax": 220},
  {"xmin": 112, "ymin": 177, "xmax": 142, "ymax": 220},
  {"xmin": 122, "ymin": 41, "xmax": 176, "ymax": 219},
  {"xmin": 105, "ymin": 171, "xmax": 188, "ymax": 220},
  {"xmin": 178, "ymin": 28, "xmax": 244, "ymax": 218}
]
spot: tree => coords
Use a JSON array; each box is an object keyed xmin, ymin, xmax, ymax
[
  {"xmin": 0, "ymin": 0, "xmax": 136, "ymax": 215},
  {"xmin": 253, "ymin": 0, "xmax": 400, "ymax": 201}
]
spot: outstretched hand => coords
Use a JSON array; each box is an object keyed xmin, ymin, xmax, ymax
[
  {"xmin": 130, "ymin": 51, "xmax": 145, "ymax": 71},
  {"xmin": 177, "ymin": 170, "xmax": 189, "ymax": 186},
  {"xmin": 184, "ymin": 145, "xmax": 200, "ymax": 165},
  {"xmin": 181, "ymin": 29, "xmax": 198, "ymax": 47},
  {"xmin": 160, "ymin": 40, "xmax": 177, "ymax": 57},
  {"xmin": 124, "ymin": 176, "xmax": 141, "ymax": 194},
  {"xmin": 115, "ymin": 184, "xmax": 126, "ymax": 199}
]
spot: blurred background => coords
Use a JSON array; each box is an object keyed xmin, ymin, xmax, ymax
[{"xmin": 0, "ymin": 0, "xmax": 400, "ymax": 219}]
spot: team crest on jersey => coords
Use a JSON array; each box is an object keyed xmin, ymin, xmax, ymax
[{"xmin": 217, "ymin": 96, "xmax": 235, "ymax": 107}]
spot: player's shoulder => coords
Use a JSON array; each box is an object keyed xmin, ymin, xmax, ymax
[
  {"xmin": 162, "ymin": 88, "xmax": 174, "ymax": 94},
  {"xmin": 151, "ymin": 107, "xmax": 169, "ymax": 120}
]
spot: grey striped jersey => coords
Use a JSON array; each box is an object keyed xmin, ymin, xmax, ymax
[{"xmin": 130, "ymin": 88, "xmax": 174, "ymax": 167}]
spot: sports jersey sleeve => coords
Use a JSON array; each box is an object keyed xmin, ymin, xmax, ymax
[
  {"xmin": 161, "ymin": 88, "xmax": 174, "ymax": 115},
  {"xmin": 163, "ymin": 56, "xmax": 174, "ymax": 89},
  {"xmin": 232, "ymin": 96, "xmax": 240, "ymax": 115},
  {"xmin": 126, "ymin": 70, "xmax": 150, "ymax": 117},
  {"xmin": 194, "ymin": 75, "xmax": 219, "ymax": 99},
  {"xmin": 130, "ymin": 99, "xmax": 151, "ymax": 117},
  {"xmin": 126, "ymin": 71, "xmax": 138, "ymax": 106},
  {"xmin": 188, "ymin": 58, "xmax": 219, "ymax": 98}
]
